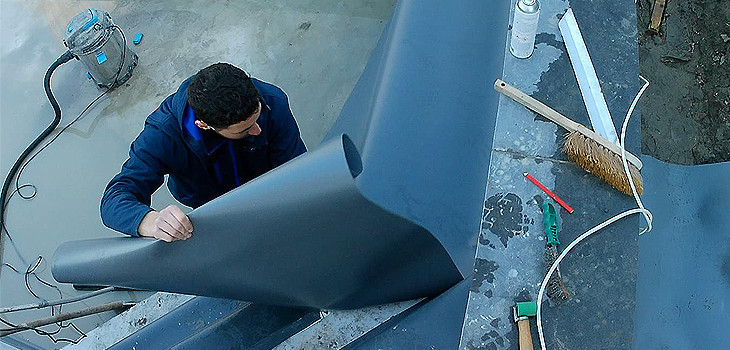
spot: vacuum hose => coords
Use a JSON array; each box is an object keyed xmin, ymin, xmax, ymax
[{"xmin": 0, "ymin": 51, "xmax": 75, "ymax": 232}]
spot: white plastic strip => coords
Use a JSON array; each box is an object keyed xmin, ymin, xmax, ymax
[{"xmin": 559, "ymin": 8, "xmax": 620, "ymax": 145}]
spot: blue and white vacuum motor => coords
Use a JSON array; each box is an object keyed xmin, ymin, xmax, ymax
[{"xmin": 64, "ymin": 8, "xmax": 138, "ymax": 89}]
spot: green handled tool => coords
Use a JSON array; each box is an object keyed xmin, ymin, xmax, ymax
[
  {"xmin": 542, "ymin": 202, "xmax": 569, "ymax": 302},
  {"xmin": 513, "ymin": 301, "xmax": 537, "ymax": 350},
  {"xmin": 542, "ymin": 202, "xmax": 559, "ymax": 245}
]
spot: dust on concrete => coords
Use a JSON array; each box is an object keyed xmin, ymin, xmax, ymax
[{"xmin": 637, "ymin": 0, "xmax": 730, "ymax": 165}]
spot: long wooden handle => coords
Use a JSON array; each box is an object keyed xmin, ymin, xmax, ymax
[
  {"xmin": 518, "ymin": 319, "xmax": 534, "ymax": 350},
  {"xmin": 494, "ymin": 79, "xmax": 643, "ymax": 170}
]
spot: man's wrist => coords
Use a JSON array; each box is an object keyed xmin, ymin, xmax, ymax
[{"xmin": 138, "ymin": 210, "xmax": 159, "ymax": 237}]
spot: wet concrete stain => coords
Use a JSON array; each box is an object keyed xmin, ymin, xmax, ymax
[
  {"xmin": 515, "ymin": 289, "xmax": 532, "ymax": 303},
  {"xmin": 478, "ymin": 233, "xmax": 497, "ymax": 249},
  {"xmin": 532, "ymin": 45, "xmax": 588, "ymax": 162},
  {"xmin": 298, "ymin": 21, "xmax": 312, "ymax": 31},
  {"xmin": 479, "ymin": 234, "xmax": 489, "ymax": 246},
  {"xmin": 484, "ymin": 289, "xmax": 493, "ymax": 298},
  {"xmin": 482, "ymin": 193, "xmax": 527, "ymax": 247},
  {"xmin": 131, "ymin": 317, "xmax": 147, "ymax": 327},
  {"xmin": 535, "ymin": 32, "xmax": 565, "ymax": 51},
  {"xmin": 480, "ymin": 330, "xmax": 504, "ymax": 347},
  {"xmin": 476, "ymin": 317, "xmax": 506, "ymax": 349},
  {"xmin": 523, "ymin": 215, "xmax": 534, "ymax": 225},
  {"xmin": 481, "ymin": 343, "xmax": 498, "ymax": 350},
  {"xmin": 503, "ymin": 321, "xmax": 518, "ymax": 348},
  {"xmin": 532, "ymin": 195, "xmax": 544, "ymax": 207},
  {"xmin": 471, "ymin": 258, "xmax": 499, "ymax": 293}
]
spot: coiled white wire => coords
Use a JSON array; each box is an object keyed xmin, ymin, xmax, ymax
[{"xmin": 536, "ymin": 76, "xmax": 653, "ymax": 350}]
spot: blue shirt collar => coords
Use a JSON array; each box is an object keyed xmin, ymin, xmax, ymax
[{"xmin": 182, "ymin": 105, "xmax": 227, "ymax": 156}]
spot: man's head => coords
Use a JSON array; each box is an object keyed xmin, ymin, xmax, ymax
[{"xmin": 188, "ymin": 63, "xmax": 263, "ymax": 140}]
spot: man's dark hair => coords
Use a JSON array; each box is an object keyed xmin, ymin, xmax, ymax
[{"xmin": 188, "ymin": 63, "xmax": 261, "ymax": 129}]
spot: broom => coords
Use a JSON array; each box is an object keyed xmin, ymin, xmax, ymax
[{"xmin": 494, "ymin": 79, "xmax": 642, "ymax": 195}]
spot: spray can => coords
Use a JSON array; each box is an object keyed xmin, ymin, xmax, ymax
[{"xmin": 510, "ymin": 0, "xmax": 541, "ymax": 59}]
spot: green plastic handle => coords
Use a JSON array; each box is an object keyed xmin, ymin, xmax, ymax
[
  {"xmin": 516, "ymin": 301, "xmax": 537, "ymax": 317},
  {"xmin": 542, "ymin": 202, "xmax": 559, "ymax": 245}
]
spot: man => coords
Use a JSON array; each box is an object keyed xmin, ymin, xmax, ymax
[{"xmin": 101, "ymin": 63, "xmax": 306, "ymax": 242}]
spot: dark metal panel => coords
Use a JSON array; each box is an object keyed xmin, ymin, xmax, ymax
[
  {"xmin": 634, "ymin": 156, "xmax": 730, "ymax": 349},
  {"xmin": 108, "ymin": 296, "xmax": 315, "ymax": 350}
]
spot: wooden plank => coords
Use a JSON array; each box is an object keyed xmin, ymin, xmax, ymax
[{"xmin": 648, "ymin": 0, "xmax": 667, "ymax": 34}]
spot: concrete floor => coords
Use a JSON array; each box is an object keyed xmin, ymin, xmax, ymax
[{"xmin": 0, "ymin": 1, "xmax": 394, "ymax": 348}]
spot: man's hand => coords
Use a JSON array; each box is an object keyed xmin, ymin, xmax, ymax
[{"xmin": 138, "ymin": 205, "xmax": 193, "ymax": 242}]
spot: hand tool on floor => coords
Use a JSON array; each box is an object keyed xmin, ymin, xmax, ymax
[
  {"xmin": 524, "ymin": 173, "xmax": 574, "ymax": 214},
  {"xmin": 542, "ymin": 203, "xmax": 570, "ymax": 302},
  {"xmin": 494, "ymin": 79, "xmax": 643, "ymax": 195},
  {"xmin": 513, "ymin": 301, "xmax": 537, "ymax": 350}
]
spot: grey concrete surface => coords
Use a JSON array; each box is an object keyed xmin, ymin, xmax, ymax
[
  {"xmin": 460, "ymin": 0, "xmax": 642, "ymax": 348},
  {"xmin": 273, "ymin": 299, "xmax": 422, "ymax": 350},
  {"xmin": 0, "ymin": 1, "xmax": 394, "ymax": 348},
  {"xmin": 459, "ymin": 0, "xmax": 571, "ymax": 345},
  {"xmin": 65, "ymin": 293, "xmax": 194, "ymax": 350}
]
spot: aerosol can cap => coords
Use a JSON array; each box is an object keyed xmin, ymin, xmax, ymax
[{"xmin": 518, "ymin": 0, "xmax": 540, "ymax": 14}]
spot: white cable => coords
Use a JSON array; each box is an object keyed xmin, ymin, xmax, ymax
[
  {"xmin": 621, "ymin": 76, "xmax": 653, "ymax": 235},
  {"xmin": 536, "ymin": 208, "xmax": 650, "ymax": 349},
  {"xmin": 536, "ymin": 76, "xmax": 653, "ymax": 349}
]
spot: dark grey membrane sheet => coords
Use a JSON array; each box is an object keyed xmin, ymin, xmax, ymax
[
  {"xmin": 345, "ymin": 278, "xmax": 472, "ymax": 350},
  {"xmin": 634, "ymin": 155, "xmax": 730, "ymax": 349},
  {"xmin": 53, "ymin": 135, "xmax": 461, "ymax": 309},
  {"xmin": 323, "ymin": 0, "xmax": 507, "ymax": 276},
  {"xmin": 52, "ymin": 0, "xmax": 506, "ymax": 310}
]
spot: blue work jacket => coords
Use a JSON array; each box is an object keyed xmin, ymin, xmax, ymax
[{"xmin": 100, "ymin": 77, "xmax": 306, "ymax": 236}]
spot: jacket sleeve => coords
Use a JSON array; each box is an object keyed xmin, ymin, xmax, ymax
[
  {"xmin": 267, "ymin": 93, "xmax": 307, "ymax": 169},
  {"xmin": 100, "ymin": 121, "xmax": 173, "ymax": 236}
]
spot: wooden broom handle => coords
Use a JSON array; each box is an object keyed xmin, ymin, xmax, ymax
[
  {"xmin": 494, "ymin": 79, "xmax": 643, "ymax": 170},
  {"xmin": 518, "ymin": 319, "xmax": 534, "ymax": 350}
]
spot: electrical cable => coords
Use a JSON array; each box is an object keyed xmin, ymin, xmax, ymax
[
  {"xmin": 0, "ymin": 315, "xmax": 86, "ymax": 345},
  {"xmin": 0, "ymin": 90, "xmax": 108, "ymax": 344},
  {"xmin": 1, "ymin": 22, "xmax": 128, "ymax": 244},
  {"xmin": 0, "ymin": 51, "xmax": 74, "ymax": 232},
  {"xmin": 0, "ymin": 258, "xmax": 88, "ymax": 344},
  {"xmin": 0, "ymin": 51, "xmax": 74, "ymax": 266},
  {"xmin": 13, "ymin": 90, "xmax": 111, "ymax": 200},
  {"xmin": 0, "ymin": 301, "xmax": 133, "ymax": 338},
  {"xmin": 536, "ymin": 77, "xmax": 653, "ymax": 349},
  {"xmin": 0, "ymin": 87, "xmax": 109, "ymax": 270},
  {"xmin": 109, "ymin": 24, "xmax": 128, "ymax": 89},
  {"xmin": 621, "ymin": 76, "xmax": 653, "ymax": 235},
  {"xmin": 0, "ymin": 24, "xmax": 130, "ymax": 345},
  {"xmin": 0, "ymin": 287, "xmax": 116, "ymax": 314}
]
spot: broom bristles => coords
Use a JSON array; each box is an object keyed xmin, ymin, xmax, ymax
[{"xmin": 562, "ymin": 131, "xmax": 643, "ymax": 196}]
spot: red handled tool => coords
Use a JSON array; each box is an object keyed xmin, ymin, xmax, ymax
[{"xmin": 523, "ymin": 173, "xmax": 574, "ymax": 214}]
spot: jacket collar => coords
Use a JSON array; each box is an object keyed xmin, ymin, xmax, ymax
[
  {"xmin": 173, "ymin": 76, "xmax": 269, "ymax": 158},
  {"xmin": 181, "ymin": 100, "xmax": 270, "ymax": 157}
]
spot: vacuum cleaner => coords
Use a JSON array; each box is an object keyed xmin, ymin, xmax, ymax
[{"xmin": 0, "ymin": 8, "xmax": 138, "ymax": 232}]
